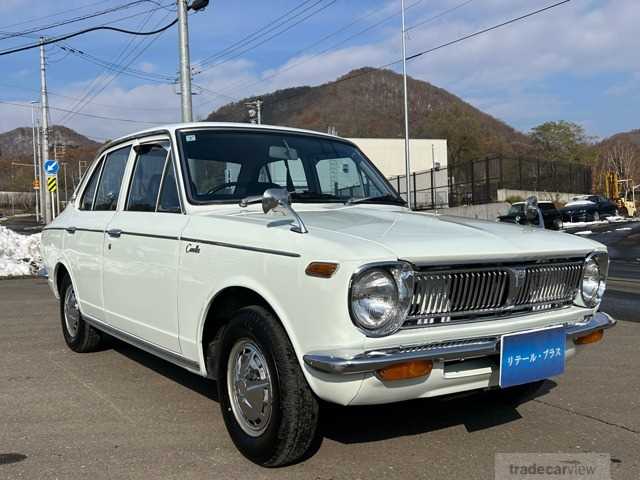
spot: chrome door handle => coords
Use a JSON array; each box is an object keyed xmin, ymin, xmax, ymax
[
  {"xmin": 106, "ymin": 228, "xmax": 122, "ymax": 238},
  {"xmin": 65, "ymin": 226, "xmax": 77, "ymax": 234}
]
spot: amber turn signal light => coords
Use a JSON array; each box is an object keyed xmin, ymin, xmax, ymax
[
  {"xmin": 305, "ymin": 262, "xmax": 339, "ymax": 278},
  {"xmin": 575, "ymin": 329, "xmax": 604, "ymax": 345},
  {"xmin": 377, "ymin": 360, "xmax": 433, "ymax": 381}
]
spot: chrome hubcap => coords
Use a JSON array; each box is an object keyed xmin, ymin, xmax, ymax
[
  {"xmin": 63, "ymin": 286, "xmax": 80, "ymax": 338},
  {"xmin": 227, "ymin": 339, "xmax": 273, "ymax": 437}
]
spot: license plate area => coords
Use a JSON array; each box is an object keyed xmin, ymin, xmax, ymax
[{"xmin": 499, "ymin": 326, "xmax": 565, "ymax": 388}]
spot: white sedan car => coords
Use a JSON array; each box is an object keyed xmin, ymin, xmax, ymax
[{"xmin": 41, "ymin": 123, "xmax": 615, "ymax": 466}]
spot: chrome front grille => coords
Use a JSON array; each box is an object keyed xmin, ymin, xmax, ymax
[{"xmin": 405, "ymin": 260, "xmax": 584, "ymax": 327}]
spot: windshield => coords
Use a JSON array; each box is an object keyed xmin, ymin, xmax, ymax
[
  {"xmin": 177, "ymin": 129, "xmax": 401, "ymax": 204},
  {"xmin": 508, "ymin": 204, "xmax": 524, "ymax": 215}
]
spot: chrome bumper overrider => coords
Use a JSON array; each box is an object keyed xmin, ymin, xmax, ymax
[{"xmin": 303, "ymin": 312, "xmax": 617, "ymax": 375}]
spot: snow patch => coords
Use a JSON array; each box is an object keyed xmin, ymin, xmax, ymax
[
  {"xmin": 0, "ymin": 225, "xmax": 43, "ymax": 277},
  {"xmin": 574, "ymin": 230, "xmax": 593, "ymax": 235}
]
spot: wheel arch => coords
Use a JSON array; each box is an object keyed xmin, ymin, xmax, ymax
[
  {"xmin": 52, "ymin": 260, "xmax": 76, "ymax": 299},
  {"xmin": 199, "ymin": 284, "xmax": 296, "ymax": 380}
]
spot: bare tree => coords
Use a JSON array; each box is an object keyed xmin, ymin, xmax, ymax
[{"xmin": 601, "ymin": 140, "xmax": 639, "ymax": 182}]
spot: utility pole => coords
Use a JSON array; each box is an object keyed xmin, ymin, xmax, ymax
[
  {"xmin": 245, "ymin": 99, "xmax": 263, "ymax": 124},
  {"xmin": 40, "ymin": 38, "xmax": 52, "ymax": 223},
  {"xmin": 400, "ymin": 0, "xmax": 412, "ymax": 210},
  {"xmin": 177, "ymin": 0, "xmax": 193, "ymax": 122},
  {"xmin": 30, "ymin": 101, "xmax": 40, "ymax": 222}
]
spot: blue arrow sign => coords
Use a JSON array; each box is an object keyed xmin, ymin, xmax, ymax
[{"xmin": 44, "ymin": 159, "xmax": 59, "ymax": 175}]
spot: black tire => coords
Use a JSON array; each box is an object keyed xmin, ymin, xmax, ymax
[
  {"xmin": 493, "ymin": 380, "xmax": 546, "ymax": 405},
  {"xmin": 59, "ymin": 275, "xmax": 102, "ymax": 353},
  {"xmin": 216, "ymin": 306, "xmax": 319, "ymax": 467}
]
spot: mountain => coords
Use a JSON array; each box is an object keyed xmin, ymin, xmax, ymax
[
  {"xmin": 206, "ymin": 67, "xmax": 530, "ymax": 163},
  {"xmin": 0, "ymin": 126, "xmax": 102, "ymax": 192},
  {"xmin": 606, "ymin": 129, "xmax": 640, "ymax": 147},
  {"xmin": 0, "ymin": 125, "xmax": 99, "ymax": 159}
]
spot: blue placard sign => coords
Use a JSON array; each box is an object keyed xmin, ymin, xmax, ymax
[
  {"xmin": 44, "ymin": 159, "xmax": 59, "ymax": 175},
  {"xmin": 500, "ymin": 326, "xmax": 565, "ymax": 388}
]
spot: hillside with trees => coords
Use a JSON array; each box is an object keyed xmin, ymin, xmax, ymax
[{"xmin": 207, "ymin": 67, "xmax": 529, "ymax": 164}]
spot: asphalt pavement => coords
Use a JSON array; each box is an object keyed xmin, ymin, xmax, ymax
[{"xmin": 0, "ymin": 221, "xmax": 639, "ymax": 479}]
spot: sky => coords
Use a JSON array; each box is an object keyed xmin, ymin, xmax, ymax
[{"xmin": 0, "ymin": 0, "xmax": 638, "ymax": 142}]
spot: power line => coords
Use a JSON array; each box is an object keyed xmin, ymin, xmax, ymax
[
  {"xmin": 0, "ymin": 81, "xmax": 178, "ymax": 112},
  {"xmin": 194, "ymin": 0, "xmax": 319, "ymax": 67},
  {"xmin": 405, "ymin": 0, "xmax": 571, "ymax": 62},
  {"xmin": 59, "ymin": 11, "xmax": 175, "ymax": 124},
  {"xmin": 0, "ymin": 16, "xmax": 179, "ymax": 57},
  {"xmin": 405, "ymin": 0, "xmax": 475, "ymax": 32},
  {"xmin": 208, "ymin": 0, "xmax": 572, "ymax": 114},
  {"xmin": 0, "ymin": 99, "xmax": 170, "ymax": 125},
  {"xmin": 194, "ymin": 0, "xmax": 338, "ymax": 74},
  {"xmin": 206, "ymin": 0, "xmax": 426, "ymax": 100},
  {"xmin": 0, "ymin": 0, "xmax": 170, "ymax": 41},
  {"xmin": 57, "ymin": 44, "xmax": 175, "ymax": 82}
]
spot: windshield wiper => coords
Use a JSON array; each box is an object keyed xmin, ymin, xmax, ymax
[{"xmin": 346, "ymin": 194, "xmax": 406, "ymax": 206}]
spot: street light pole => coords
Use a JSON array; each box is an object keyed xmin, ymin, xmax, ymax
[
  {"xmin": 39, "ymin": 38, "xmax": 52, "ymax": 223},
  {"xmin": 177, "ymin": 0, "xmax": 193, "ymax": 122},
  {"xmin": 30, "ymin": 101, "xmax": 40, "ymax": 222},
  {"xmin": 400, "ymin": 0, "xmax": 412, "ymax": 210}
]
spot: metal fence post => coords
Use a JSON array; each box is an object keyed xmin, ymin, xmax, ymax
[
  {"xmin": 470, "ymin": 160, "xmax": 475, "ymax": 205},
  {"xmin": 485, "ymin": 157, "xmax": 491, "ymax": 202},
  {"xmin": 412, "ymin": 172, "xmax": 417, "ymax": 209},
  {"xmin": 430, "ymin": 167, "xmax": 435, "ymax": 209}
]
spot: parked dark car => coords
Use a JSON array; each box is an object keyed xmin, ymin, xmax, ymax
[
  {"xmin": 498, "ymin": 201, "xmax": 563, "ymax": 230},
  {"xmin": 560, "ymin": 195, "xmax": 618, "ymax": 223}
]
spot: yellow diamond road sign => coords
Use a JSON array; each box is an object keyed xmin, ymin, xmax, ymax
[{"xmin": 47, "ymin": 176, "xmax": 57, "ymax": 193}]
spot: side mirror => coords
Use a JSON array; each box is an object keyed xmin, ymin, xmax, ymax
[{"xmin": 261, "ymin": 188, "xmax": 290, "ymax": 214}]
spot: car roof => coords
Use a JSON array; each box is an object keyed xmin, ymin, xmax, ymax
[
  {"xmin": 512, "ymin": 200, "xmax": 553, "ymax": 205},
  {"xmin": 99, "ymin": 122, "xmax": 346, "ymax": 155}
]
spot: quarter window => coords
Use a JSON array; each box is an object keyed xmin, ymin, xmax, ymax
[
  {"xmin": 158, "ymin": 156, "xmax": 181, "ymax": 213},
  {"xmin": 94, "ymin": 146, "xmax": 130, "ymax": 211},
  {"xmin": 127, "ymin": 143, "xmax": 169, "ymax": 212},
  {"xmin": 79, "ymin": 158, "xmax": 103, "ymax": 210}
]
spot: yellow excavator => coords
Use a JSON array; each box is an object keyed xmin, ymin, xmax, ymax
[{"xmin": 603, "ymin": 171, "xmax": 637, "ymax": 217}]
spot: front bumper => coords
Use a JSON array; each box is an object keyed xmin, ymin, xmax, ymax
[{"xmin": 303, "ymin": 311, "xmax": 616, "ymax": 375}]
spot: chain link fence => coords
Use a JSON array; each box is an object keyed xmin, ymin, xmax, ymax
[{"xmin": 389, "ymin": 156, "xmax": 593, "ymax": 210}]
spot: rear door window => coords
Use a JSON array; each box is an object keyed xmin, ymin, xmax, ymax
[
  {"xmin": 79, "ymin": 158, "xmax": 103, "ymax": 211},
  {"xmin": 94, "ymin": 146, "xmax": 131, "ymax": 211}
]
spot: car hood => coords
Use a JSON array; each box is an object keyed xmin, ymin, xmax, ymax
[{"xmin": 294, "ymin": 206, "xmax": 602, "ymax": 264}]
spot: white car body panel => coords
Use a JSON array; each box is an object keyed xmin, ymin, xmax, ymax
[{"xmin": 41, "ymin": 123, "xmax": 610, "ymax": 407}]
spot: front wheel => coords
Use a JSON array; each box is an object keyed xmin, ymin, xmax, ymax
[{"xmin": 217, "ymin": 306, "xmax": 319, "ymax": 467}]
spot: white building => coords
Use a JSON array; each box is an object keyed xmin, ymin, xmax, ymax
[
  {"xmin": 348, "ymin": 138, "xmax": 448, "ymax": 177},
  {"xmin": 348, "ymin": 138, "xmax": 449, "ymax": 209}
]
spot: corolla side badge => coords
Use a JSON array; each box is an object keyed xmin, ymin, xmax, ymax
[{"xmin": 240, "ymin": 188, "xmax": 308, "ymax": 234}]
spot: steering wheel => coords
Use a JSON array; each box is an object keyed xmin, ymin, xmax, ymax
[{"xmin": 205, "ymin": 182, "xmax": 239, "ymax": 196}]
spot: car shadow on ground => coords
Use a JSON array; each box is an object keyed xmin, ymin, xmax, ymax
[
  {"xmin": 108, "ymin": 337, "xmax": 219, "ymax": 402},
  {"xmin": 107, "ymin": 336, "xmax": 556, "ymax": 459},
  {"xmin": 319, "ymin": 381, "xmax": 556, "ymax": 445}
]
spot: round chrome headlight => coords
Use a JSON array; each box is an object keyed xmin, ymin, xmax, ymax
[
  {"xmin": 581, "ymin": 252, "xmax": 608, "ymax": 308},
  {"xmin": 349, "ymin": 262, "xmax": 415, "ymax": 337}
]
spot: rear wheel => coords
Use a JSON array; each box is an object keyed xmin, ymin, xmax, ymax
[
  {"xmin": 217, "ymin": 306, "xmax": 319, "ymax": 467},
  {"xmin": 59, "ymin": 275, "xmax": 102, "ymax": 353}
]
